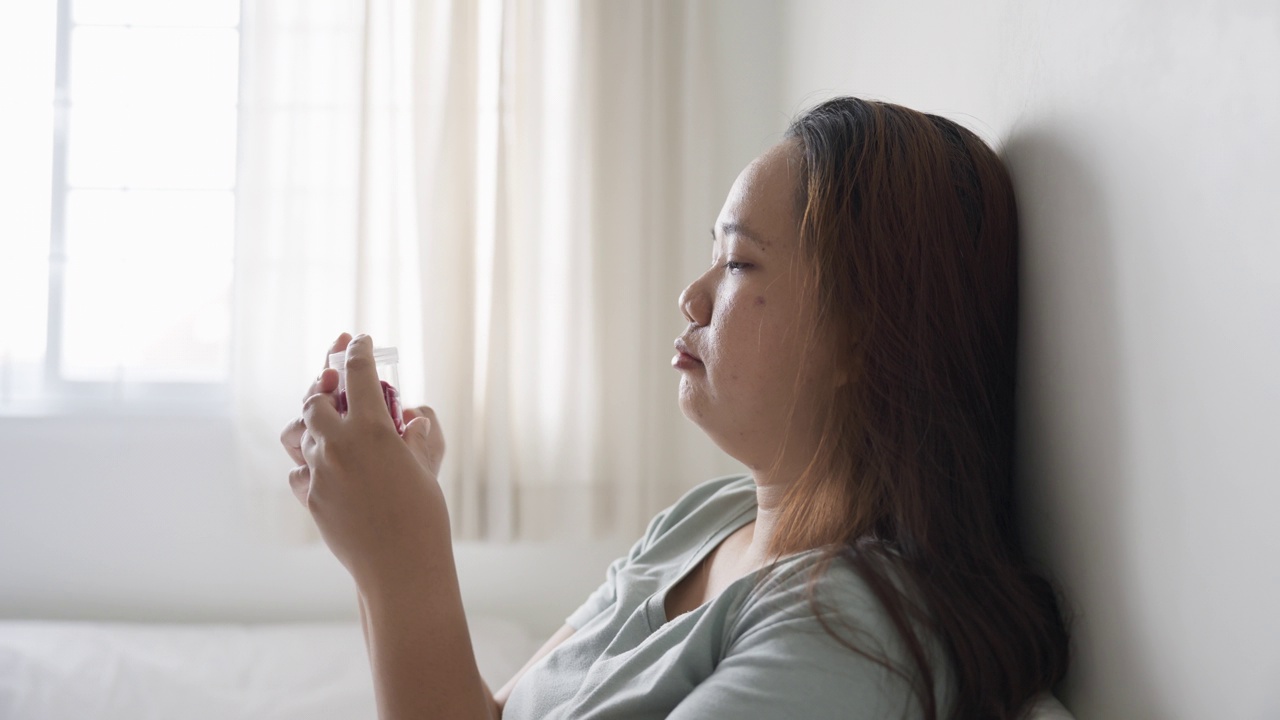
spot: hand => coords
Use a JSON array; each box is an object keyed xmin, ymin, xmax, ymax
[
  {"xmin": 290, "ymin": 334, "xmax": 452, "ymax": 590},
  {"xmin": 281, "ymin": 333, "xmax": 447, "ymax": 490}
]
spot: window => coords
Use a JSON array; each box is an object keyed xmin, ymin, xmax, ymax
[{"xmin": 0, "ymin": 0, "xmax": 241, "ymax": 415}]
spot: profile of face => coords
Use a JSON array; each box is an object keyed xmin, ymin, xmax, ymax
[{"xmin": 675, "ymin": 140, "xmax": 840, "ymax": 474}]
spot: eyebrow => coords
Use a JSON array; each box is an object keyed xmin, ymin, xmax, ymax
[{"xmin": 710, "ymin": 222, "xmax": 769, "ymax": 249}]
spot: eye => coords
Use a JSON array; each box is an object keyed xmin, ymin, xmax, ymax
[{"xmin": 724, "ymin": 260, "xmax": 751, "ymax": 274}]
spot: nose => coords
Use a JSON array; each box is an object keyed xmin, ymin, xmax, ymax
[{"xmin": 678, "ymin": 272, "xmax": 712, "ymax": 327}]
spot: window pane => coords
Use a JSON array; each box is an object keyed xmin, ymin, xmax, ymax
[
  {"xmin": 69, "ymin": 27, "xmax": 239, "ymax": 107},
  {"xmin": 60, "ymin": 257, "xmax": 232, "ymax": 382},
  {"xmin": 74, "ymin": 0, "xmax": 240, "ymax": 27},
  {"xmin": 64, "ymin": 189, "xmax": 234, "ymax": 261},
  {"xmin": 0, "ymin": 1, "xmax": 56, "ymax": 365},
  {"xmin": 60, "ymin": 190, "xmax": 233, "ymax": 382},
  {"xmin": 67, "ymin": 104, "xmax": 237, "ymax": 188}
]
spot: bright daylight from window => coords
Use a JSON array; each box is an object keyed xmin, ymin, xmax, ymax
[{"xmin": 0, "ymin": 0, "xmax": 239, "ymax": 412}]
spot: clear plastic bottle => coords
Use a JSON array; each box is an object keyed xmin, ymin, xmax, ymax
[{"xmin": 327, "ymin": 346, "xmax": 404, "ymax": 434}]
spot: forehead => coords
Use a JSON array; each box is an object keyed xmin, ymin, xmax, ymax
[{"xmin": 716, "ymin": 140, "xmax": 801, "ymax": 250}]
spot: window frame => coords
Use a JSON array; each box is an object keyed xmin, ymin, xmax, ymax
[{"xmin": 21, "ymin": 0, "xmax": 243, "ymax": 418}]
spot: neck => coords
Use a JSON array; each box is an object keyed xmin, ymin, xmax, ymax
[{"xmin": 742, "ymin": 472, "xmax": 791, "ymax": 565}]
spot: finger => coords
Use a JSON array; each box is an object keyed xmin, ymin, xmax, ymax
[
  {"xmin": 403, "ymin": 405, "xmax": 436, "ymax": 424},
  {"xmin": 300, "ymin": 430, "xmax": 324, "ymax": 470},
  {"xmin": 402, "ymin": 416, "xmax": 433, "ymax": 469},
  {"xmin": 325, "ymin": 333, "xmax": 353, "ymax": 367},
  {"xmin": 403, "ymin": 405, "xmax": 445, "ymax": 476},
  {"xmin": 301, "ymin": 366, "xmax": 342, "ymax": 404},
  {"xmin": 412, "ymin": 405, "xmax": 444, "ymax": 445},
  {"xmin": 299, "ymin": 334, "xmax": 351, "ymax": 404},
  {"xmin": 343, "ymin": 334, "xmax": 394, "ymax": 423},
  {"xmin": 317, "ymin": 367, "xmax": 339, "ymax": 393},
  {"xmin": 301, "ymin": 391, "xmax": 342, "ymax": 439},
  {"xmin": 288, "ymin": 465, "xmax": 311, "ymax": 508},
  {"xmin": 300, "ymin": 427, "xmax": 318, "ymax": 459},
  {"xmin": 280, "ymin": 417, "xmax": 307, "ymax": 466}
]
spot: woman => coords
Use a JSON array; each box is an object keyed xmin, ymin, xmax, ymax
[{"xmin": 281, "ymin": 97, "xmax": 1071, "ymax": 719}]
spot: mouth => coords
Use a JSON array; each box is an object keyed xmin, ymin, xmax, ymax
[{"xmin": 673, "ymin": 337, "xmax": 703, "ymax": 368}]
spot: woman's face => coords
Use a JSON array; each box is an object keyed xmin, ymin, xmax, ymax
[{"xmin": 675, "ymin": 140, "xmax": 838, "ymax": 474}]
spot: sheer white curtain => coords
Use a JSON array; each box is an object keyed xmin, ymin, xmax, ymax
[{"xmin": 233, "ymin": 0, "xmax": 744, "ymax": 543}]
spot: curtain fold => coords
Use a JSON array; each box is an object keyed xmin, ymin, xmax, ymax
[{"xmin": 233, "ymin": 0, "xmax": 745, "ymax": 544}]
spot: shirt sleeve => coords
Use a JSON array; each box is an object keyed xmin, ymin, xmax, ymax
[
  {"xmin": 665, "ymin": 617, "xmax": 922, "ymax": 720},
  {"xmin": 667, "ymin": 561, "xmax": 937, "ymax": 720}
]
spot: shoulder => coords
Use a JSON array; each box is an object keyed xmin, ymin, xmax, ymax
[
  {"xmin": 729, "ymin": 549, "xmax": 890, "ymax": 640},
  {"xmin": 674, "ymin": 550, "xmax": 949, "ymax": 719},
  {"xmin": 726, "ymin": 548, "xmax": 948, "ymax": 696}
]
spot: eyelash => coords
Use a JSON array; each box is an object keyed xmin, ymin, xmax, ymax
[{"xmin": 723, "ymin": 260, "xmax": 751, "ymax": 274}]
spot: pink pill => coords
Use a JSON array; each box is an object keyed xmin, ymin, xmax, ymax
[{"xmin": 335, "ymin": 379, "xmax": 405, "ymax": 434}]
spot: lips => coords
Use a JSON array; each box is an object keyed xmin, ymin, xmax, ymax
[{"xmin": 674, "ymin": 337, "xmax": 702, "ymax": 363}]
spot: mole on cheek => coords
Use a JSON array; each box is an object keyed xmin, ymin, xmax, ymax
[{"xmin": 754, "ymin": 296, "xmax": 766, "ymax": 306}]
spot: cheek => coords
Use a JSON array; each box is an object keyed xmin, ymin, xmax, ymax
[{"xmin": 709, "ymin": 315, "xmax": 786, "ymax": 387}]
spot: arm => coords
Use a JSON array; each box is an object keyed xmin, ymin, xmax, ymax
[
  {"xmin": 358, "ymin": 591, "xmax": 564, "ymax": 720},
  {"xmin": 361, "ymin": 560, "xmax": 585, "ymax": 719},
  {"xmin": 287, "ymin": 336, "xmax": 575, "ymax": 718},
  {"xmin": 360, "ymin": 552, "xmax": 493, "ymax": 720},
  {"xmin": 293, "ymin": 336, "xmax": 492, "ymax": 719}
]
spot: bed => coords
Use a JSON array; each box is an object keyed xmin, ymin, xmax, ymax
[
  {"xmin": 0, "ymin": 617, "xmax": 540, "ymax": 719},
  {"xmin": 0, "ymin": 619, "xmax": 1075, "ymax": 718}
]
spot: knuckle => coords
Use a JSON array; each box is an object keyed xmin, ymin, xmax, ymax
[
  {"xmin": 350, "ymin": 414, "xmax": 388, "ymax": 436},
  {"xmin": 344, "ymin": 354, "xmax": 374, "ymax": 374},
  {"xmin": 302, "ymin": 393, "xmax": 328, "ymax": 414}
]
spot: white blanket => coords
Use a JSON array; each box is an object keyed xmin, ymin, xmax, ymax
[{"xmin": 0, "ymin": 618, "xmax": 540, "ymax": 720}]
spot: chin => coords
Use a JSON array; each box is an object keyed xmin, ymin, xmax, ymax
[{"xmin": 676, "ymin": 395, "xmax": 703, "ymax": 425}]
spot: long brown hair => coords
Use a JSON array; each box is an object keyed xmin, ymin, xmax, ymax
[{"xmin": 770, "ymin": 97, "xmax": 1069, "ymax": 719}]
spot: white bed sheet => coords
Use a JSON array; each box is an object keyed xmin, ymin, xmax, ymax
[{"xmin": 0, "ymin": 618, "xmax": 540, "ymax": 720}]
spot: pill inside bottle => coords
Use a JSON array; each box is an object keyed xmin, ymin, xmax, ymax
[{"xmin": 327, "ymin": 346, "xmax": 405, "ymax": 435}]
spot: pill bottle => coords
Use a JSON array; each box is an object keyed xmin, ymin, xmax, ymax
[{"xmin": 327, "ymin": 346, "xmax": 404, "ymax": 434}]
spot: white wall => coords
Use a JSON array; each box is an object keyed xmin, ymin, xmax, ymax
[{"xmin": 780, "ymin": 1, "xmax": 1280, "ymax": 718}]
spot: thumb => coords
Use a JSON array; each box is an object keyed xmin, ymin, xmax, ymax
[{"xmin": 403, "ymin": 416, "xmax": 433, "ymax": 469}]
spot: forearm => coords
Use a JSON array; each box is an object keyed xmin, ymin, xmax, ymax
[{"xmin": 361, "ymin": 555, "xmax": 493, "ymax": 720}]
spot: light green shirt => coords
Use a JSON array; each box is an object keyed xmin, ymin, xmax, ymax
[{"xmin": 502, "ymin": 474, "xmax": 948, "ymax": 719}]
